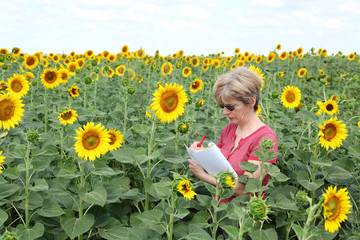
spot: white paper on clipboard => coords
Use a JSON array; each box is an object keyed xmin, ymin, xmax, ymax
[{"xmin": 186, "ymin": 142, "xmax": 237, "ymax": 179}]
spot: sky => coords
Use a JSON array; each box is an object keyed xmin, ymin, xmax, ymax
[{"xmin": 1, "ymin": 0, "xmax": 360, "ymax": 56}]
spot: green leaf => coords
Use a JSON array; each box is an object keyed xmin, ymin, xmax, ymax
[
  {"xmin": 239, "ymin": 162, "xmax": 259, "ymax": 173},
  {"xmin": 275, "ymin": 194, "xmax": 299, "ymax": 211},
  {"xmin": 267, "ymin": 164, "xmax": 290, "ymax": 182},
  {"xmin": 249, "ymin": 228, "xmax": 278, "ymax": 240},
  {"xmin": 190, "ymin": 211, "xmax": 211, "ymax": 228},
  {"xmin": 30, "ymin": 179, "xmax": 49, "ymax": 192},
  {"xmin": 149, "ymin": 179, "xmax": 172, "ymax": 199},
  {"xmin": 178, "ymin": 224, "xmax": 213, "ymax": 240},
  {"xmin": 308, "ymin": 226, "xmax": 338, "ymax": 240},
  {"xmin": 297, "ymin": 172, "xmax": 324, "ymax": 191},
  {"xmin": 131, "ymin": 125, "xmax": 149, "ymax": 135},
  {"xmin": 60, "ymin": 214, "xmax": 95, "ymax": 239},
  {"xmin": 0, "ymin": 183, "xmax": 20, "ymax": 200},
  {"xmin": 349, "ymin": 145, "xmax": 360, "ymax": 160},
  {"xmin": 0, "ymin": 209, "xmax": 8, "ymax": 226},
  {"xmin": 98, "ymin": 218, "xmax": 129, "ymax": 240},
  {"xmin": 1, "ymin": 167, "xmax": 20, "ymax": 179},
  {"xmin": 311, "ymin": 156, "xmax": 332, "ymax": 167},
  {"xmin": 37, "ymin": 199, "xmax": 65, "ymax": 217},
  {"xmin": 221, "ymin": 225, "xmax": 238, "ymax": 239},
  {"xmin": 243, "ymin": 178, "xmax": 262, "ymax": 194},
  {"xmin": 290, "ymin": 149, "xmax": 312, "ymax": 163},
  {"xmin": 55, "ymin": 164, "xmax": 81, "ymax": 179},
  {"xmin": 17, "ymin": 223, "xmax": 44, "ymax": 240},
  {"xmin": 112, "ymin": 147, "xmax": 136, "ymax": 164},
  {"xmin": 136, "ymin": 210, "xmax": 165, "ymax": 234},
  {"xmin": 83, "ymin": 184, "xmax": 107, "ymax": 207},
  {"xmin": 93, "ymin": 161, "xmax": 123, "ymax": 176},
  {"xmin": 292, "ymin": 223, "xmax": 304, "ymax": 238},
  {"xmin": 325, "ymin": 165, "xmax": 353, "ymax": 185},
  {"xmin": 196, "ymin": 194, "xmax": 212, "ymax": 208}
]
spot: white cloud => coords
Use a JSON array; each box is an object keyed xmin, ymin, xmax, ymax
[{"xmin": 253, "ymin": 0, "xmax": 284, "ymax": 8}]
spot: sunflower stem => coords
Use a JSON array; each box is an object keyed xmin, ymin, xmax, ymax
[
  {"xmin": 123, "ymin": 91, "xmax": 128, "ymax": 134},
  {"xmin": 145, "ymin": 121, "xmax": 156, "ymax": 211},
  {"xmin": 44, "ymin": 88, "xmax": 48, "ymax": 133},
  {"xmin": 24, "ymin": 140, "xmax": 31, "ymax": 229}
]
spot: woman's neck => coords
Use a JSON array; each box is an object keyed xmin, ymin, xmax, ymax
[{"xmin": 236, "ymin": 113, "xmax": 264, "ymax": 137}]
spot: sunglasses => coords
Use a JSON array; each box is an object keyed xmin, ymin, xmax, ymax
[{"xmin": 219, "ymin": 103, "xmax": 241, "ymax": 111}]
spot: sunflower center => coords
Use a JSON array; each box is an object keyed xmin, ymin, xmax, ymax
[
  {"xmin": 285, "ymin": 92, "xmax": 296, "ymax": 103},
  {"xmin": 160, "ymin": 91, "xmax": 178, "ymax": 113},
  {"xmin": 181, "ymin": 184, "xmax": 189, "ymax": 192},
  {"xmin": 82, "ymin": 131, "xmax": 100, "ymax": 150},
  {"xmin": 326, "ymin": 197, "xmax": 340, "ymax": 219},
  {"xmin": 71, "ymin": 88, "xmax": 78, "ymax": 95},
  {"xmin": 11, "ymin": 80, "xmax": 23, "ymax": 92},
  {"xmin": 45, "ymin": 71, "xmax": 57, "ymax": 83},
  {"xmin": 191, "ymin": 82, "xmax": 199, "ymax": 89},
  {"xmin": 323, "ymin": 124, "xmax": 337, "ymax": 140},
  {"xmin": 109, "ymin": 133, "xmax": 116, "ymax": 145},
  {"xmin": 0, "ymin": 99, "xmax": 15, "ymax": 120},
  {"xmin": 326, "ymin": 104, "xmax": 334, "ymax": 111},
  {"xmin": 61, "ymin": 111, "xmax": 72, "ymax": 120},
  {"xmin": 26, "ymin": 57, "xmax": 35, "ymax": 65},
  {"xmin": 164, "ymin": 64, "xmax": 170, "ymax": 74}
]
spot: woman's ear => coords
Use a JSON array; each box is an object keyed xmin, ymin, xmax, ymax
[{"xmin": 251, "ymin": 96, "xmax": 256, "ymax": 108}]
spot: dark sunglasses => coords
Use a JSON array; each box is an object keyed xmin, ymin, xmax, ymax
[{"xmin": 219, "ymin": 104, "xmax": 240, "ymax": 111}]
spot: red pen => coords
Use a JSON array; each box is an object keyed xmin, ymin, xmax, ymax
[{"xmin": 197, "ymin": 134, "xmax": 206, "ymax": 147}]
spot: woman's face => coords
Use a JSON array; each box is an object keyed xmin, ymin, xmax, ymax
[{"xmin": 220, "ymin": 98, "xmax": 254, "ymax": 126}]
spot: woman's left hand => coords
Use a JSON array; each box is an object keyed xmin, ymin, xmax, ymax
[{"xmin": 188, "ymin": 159, "xmax": 207, "ymax": 179}]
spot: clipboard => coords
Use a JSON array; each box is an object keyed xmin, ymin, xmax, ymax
[{"xmin": 186, "ymin": 142, "xmax": 237, "ymax": 178}]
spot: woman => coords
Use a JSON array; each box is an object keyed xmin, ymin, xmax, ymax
[{"xmin": 188, "ymin": 67, "xmax": 278, "ymax": 202}]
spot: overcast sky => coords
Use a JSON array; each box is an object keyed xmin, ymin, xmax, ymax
[{"xmin": 1, "ymin": 0, "xmax": 359, "ymax": 56}]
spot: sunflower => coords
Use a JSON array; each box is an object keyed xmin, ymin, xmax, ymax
[
  {"xmin": 234, "ymin": 48, "xmax": 240, "ymax": 54},
  {"xmin": 298, "ymin": 68, "xmax": 307, "ymax": 78},
  {"xmin": 296, "ymin": 47, "xmax": 303, "ymax": 56},
  {"xmin": 331, "ymin": 95, "xmax": 338, "ymax": 101},
  {"xmin": 121, "ymin": 45, "xmax": 129, "ymax": 54},
  {"xmin": 347, "ymin": 53, "xmax": 355, "ymax": 61},
  {"xmin": 318, "ymin": 117, "xmax": 347, "ymax": 150},
  {"xmin": 255, "ymin": 55, "xmax": 262, "ymax": 64},
  {"xmin": 58, "ymin": 110, "xmax": 78, "ymax": 125},
  {"xmin": 7, "ymin": 74, "xmax": 30, "ymax": 98},
  {"xmin": 115, "ymin": 65, "xmax": 126, "ymax": 76},
  {"xmin": 58, "ymin": 68, "xmax": 71, "ymax": 83},
  {"xmin": 107, "ymin": 129, "xmax": 124, "ymax": 151},
  {"xmin": 276, "ymin": 44, "xmax": 281, "ymax": 51},
  {"xmin": 150, "ymin": 83, "xmax": 188, "ymax": 123},
  {"xmin": 68, "ymin": 86, "xmax": 80, "ymax": 98},
  {"xmin": 76, "ymin": 58, "xmax": 86, "ymax": 69},
  {"xmin": 52, "ymin": 54, "xmax": 60, "ymax": 62},
  {"xmin": 0, "ymin": 81, "xmax": 7, "ymax": 92},
  {"xmin": 0, "ymin": 93, "xmax": 25, "ymax": 130},
  {"xmin": 182, "ymin": 67, "xmax": 192, "ymax": 78},
  {"xmin": 358, "ymin": 120, "xmax": 360, "ymax": 128},
  {"xmin": 322, "ymin": 186, "xmax": 351, "ymax": 233},
  {"xmin": 266, "ymin": 52, "xmax": 275, "ymax": 63},
  {"xmin": 145, "ymin": 111, "xmax": 151, "ymax": 118},
  {"xmin": 107, "ymin": 54, "xmax": 116, "ymax": 63},
  {"xmin": 279, "ymin": 51, "xmax": 288, "ymax": 61},
  {"xmin": 0, "ymin": 151, "xmax": 4, "ymax": 173},
  {"xmin": 40, "ymin": 68, "xmax": 61, "ymax": 89},
  {"xmin": 67, "ymin": 62, "xmax": 79, "ymax": 74},
  {"xmin": 23, "ymin": 55, "xmax": 39, "ymax": 70},
  {"xmin": 101, "ymin": 66, "xmax": 114, "ymax": 77},
  {"xmin": 202, "ymin": 65, "xmax": 209, "ymax": 72},
  {"xmin": 281, "ymin": 86, "xmax": 301, "ymax": 109},
  {"xmin": 314, "ymin": 101, "xmax": 323, "ymax": 116},
  {"xmin": 23, "ymin": 72, "xmax": 35, "ymax": 81},
  {"xmin": 85, "ymin": 50, "xmax": 94, "ymax": 58},
  {"xmin": 177, "ymin": 180, "xmax": 196, "ymax": 200},
  {"xmin": 161, "ymin": 62, "xmax": 173, "ymax": 76},
  {"xmin": 12, "ymin": 47, "xmax": 21, "ymax": 57},
  {"xmin": 322, "ymin": 100, "xmax": 339, "ymax": 115},
  {"xmin": 74, "ymin": 122, "xmax": 111, "ymax": 161},
  {"xmin": 190, "ymin": 79, "xmax": 203, "ymax": 93}
]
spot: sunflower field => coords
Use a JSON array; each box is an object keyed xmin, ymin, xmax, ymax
[{"xmin": 0, "ymin": 46, "xmax": 359, "ymax": 240}]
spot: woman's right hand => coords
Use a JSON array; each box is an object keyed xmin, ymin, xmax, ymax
[{"xmin": 189, "ymin": 141, "xmax": 205, "ymax": 150}]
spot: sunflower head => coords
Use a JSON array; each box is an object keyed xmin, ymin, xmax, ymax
[
  {"xmin": 74, "ymin": 122, "xmax": 111, "ymax": 161},
  {"xmin": 176, "ymin": 179, "xmax": 196, "ymax": 200},
  {"xmin": 177, "ymin": 121, "xmax": 190, "ymax": 134},
  {"xmin": 219, "ymin": 171, "xmax": 236, "ymax": 189},
  {"xmin": 298, "ymin": 68, "xmax": 307, "ymax": 78},
  {"xmin": 318, "ymin": 116, "xmax": 348, "ymax": 150},
  {"xmin": 150, "ymin": 83, "xmax": 188, "ymax": 123},
  {"xmin": 41, "ymin": 68, "xmax": 62, "ymax": 89},
  {"xmin": 68, "ymin": 86, "xmax": 80, "ymax": 98},
  {"xmin": 7, "ymin": 74, "xmax": 30, "ymax": 98},
  {"xmin": 58, "ymin": 110, "xmax": 78, "ymax": 125},
  {"xmin": 322, "ymin": 186, "xmax": 351, "ymax": 233},
  {"xmin": 190, "ymin": 79, "xmax": 203, "ymax": 93},
  {"xmin": 248, "ymin": 196, "xmax": 271, "ymax": 222},
  {"xmin": 107, "ymin": 129, "xmax": 124, "ymax": 151},
  {"xmin": 322, "ymin": 100, "xmax": 339, "ymax": 115},
  {"xmin": 280, "ymin": 86, "xmax": 301, "ymax": 109},
  {"xmin": 0, "ymin": 93, "xmax": 25, "ymax": 130}
]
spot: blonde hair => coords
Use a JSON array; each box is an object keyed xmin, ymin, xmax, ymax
[{"xmin": 213, "ymin": 67, "xmax": 262, "ymax": 110}]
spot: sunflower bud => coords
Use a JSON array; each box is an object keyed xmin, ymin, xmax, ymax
[
  {"xmin": 91, "ymin": 59, "xmax": 98, "ymax": 66},
  {"xmin": 18, "ymin": 56, "xmax": 25, "ymax": 62},
  {"xmin": 295, "ymin": 190, "xmax": 308, "ymax": 205},
  {"xmin": 0, "ymin": 54, "xmax": 5, "ymax": 62},
  {"xmin": 104, "ymin": 65, "xmax": 110, "ymax": 71},
  {"xmin": 123, "ymin": 79, "xmax": 129, "ymax": 86},
  {"xmin": 0, "ymin": 230, "xmax": 18, "ymax": 240},
  {"xmin": 26, "ymin": 129, "xmax": 40, "ymax": 143},
  {"xmin": 219, "ymin": 171, "xmax": 236, "ymax": 189},
  {"xmin": 248, "ymin": 196, "xmax": 271, "ymax": 222},
  {"xmin": 271, "ymin": 91, "xmax": 279, "ymax": 99},
  {"xmin": 127, "ymin": 87, "xmax": 135, "ymax": 95},
  {"xmin": 2, "ymin": 64, "xmax": 8, "ymax": 70},
  {"xmin": 178, "ymin": 121, "xmax": 189, "ymax": 134},
  {"xmin": 75, "ymin": 78, "xmax": 81, "ymax": 83},
  {"xmin": 84, "ymin": 76, "xmax": 92, "ymax": 85},
  {"xmin": 353, "ymin": 75, "xmax": 359, "ymax": 82},
  {"xmin": 259, "ymin": 138, "xmax": 275, "ymax": 150}
]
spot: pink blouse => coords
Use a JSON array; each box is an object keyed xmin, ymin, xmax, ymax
[{"xmin": 217, "ymin": 124, "xmax": 278, "ymax": 202}]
